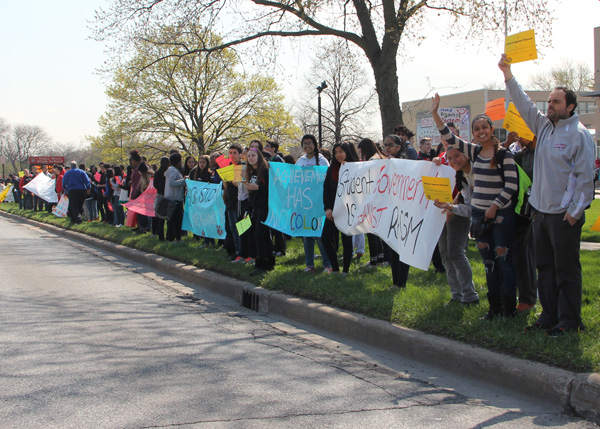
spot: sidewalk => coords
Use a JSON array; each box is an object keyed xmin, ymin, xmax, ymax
[{"xmin": 1, "ymin": 209, "xmax": 599, "ymax": 424}]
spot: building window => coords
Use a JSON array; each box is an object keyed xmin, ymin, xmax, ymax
[{"xmin": 536, "ymin": 101, "xmax": 547, "ymax": 113}]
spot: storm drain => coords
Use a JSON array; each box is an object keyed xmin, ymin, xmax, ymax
[{"xmin": 242, "ymin": 289, "xmax": 260, "ymax": 312}]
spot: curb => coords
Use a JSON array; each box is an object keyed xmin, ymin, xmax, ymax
[{"xmin": 2, "ymin": 210, "xmax": 599, "ymax": 424}]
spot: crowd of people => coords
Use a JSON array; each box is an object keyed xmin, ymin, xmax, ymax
[{"xmin": 1, "ymin": 56, "xmax": 595, "ymax": 337}]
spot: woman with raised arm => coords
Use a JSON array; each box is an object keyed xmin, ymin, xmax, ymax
[{"xmin": 431, "ymin": 93, "xmax": 518, "ymax": 319}]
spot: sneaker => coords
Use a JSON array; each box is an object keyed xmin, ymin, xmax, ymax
[
  {"xmin": 303, "ymin": 267, "xmax": 315, "ymax": 273},
  {"xmin": 524, "ymin": 322, "xmax": 550, "ymax": 332},
  {"xmin": 275, "ymin": 251, "xmax": 285, "ymax": 257},
  {"xmin": 516, "ymin": 303, "xmax": 534, "ymax": 312},
  {"xmin": 379, "ymin": 261, "xmax": 390, "ymax": 267},
  {"xmin": 461, "ymin": 299, "xmax": 480, "ymax": 307},
  {"xmin": 231, "ymin": 256, "xmax": 244, "ymax": 263},
  {"xmin": 323, "ymin": 267, "xmax": 333, "ymax": 274},
  {"xmin": 546, "ymin": 327, "xmax": 566, "ymax": 338},
  {"xmin": 243, "ymin": 257, "xmax": 255, "ymax": 264}
]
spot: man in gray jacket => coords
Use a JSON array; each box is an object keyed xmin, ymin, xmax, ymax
[{"xmin": 499, "ymin": 54, "xmax": 595, "ymax": 336}]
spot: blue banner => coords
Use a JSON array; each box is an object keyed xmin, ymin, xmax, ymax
[
  {"xmin": 264, "ymin": 163, "xmax": 328, "ymax": 237},
  {"xmin": 182, "ymin": 180, "xmax": 226, "ymax": 239}
]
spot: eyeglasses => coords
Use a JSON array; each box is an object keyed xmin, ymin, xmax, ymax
[{"xmin": 384, "ymin": 143, "xmax": 397, "ymax": 148}]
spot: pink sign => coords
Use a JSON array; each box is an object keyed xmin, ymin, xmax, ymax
[
  {"xmin": 215, "ymin": 155, "xmax": 232, "ymax": 168},
  {"xmin": 123, "ymin": 186, "xmax": 157, "ymax": 217}
]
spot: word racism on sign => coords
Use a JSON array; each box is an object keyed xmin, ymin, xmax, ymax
[
  {"xmin": 332, "ymin": 159, "xmax": 455, "ymax": 271},
  {"xmin": 264, "ymin": 163, "xmax": 328, "ymax": 237},
  {"xmin": 182, "ymin": 180, "xmax": 226, "ymax": 239}
]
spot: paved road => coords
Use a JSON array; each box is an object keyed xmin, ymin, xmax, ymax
[{"xmin": 0, "ymin": 216, "xmax": 592, "ymax": 428}]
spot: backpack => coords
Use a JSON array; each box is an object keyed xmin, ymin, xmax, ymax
[{"xmin": 472, "ymin": 146, "xmax": 532, "ymax": 217}]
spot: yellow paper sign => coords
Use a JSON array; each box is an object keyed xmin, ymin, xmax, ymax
[
  {"xmin": 591, "ymin": 215, "xmax": 600, "ymax": 232},
  {"xmin": 236, "ymin": 215, "xmax": 252, "ymax": 236},
  {"xmin": 18, "ymin": 171, "xmax": 24, "ymax": 178},
  {"xmin": 505, "ymin": 29, "xmax": 537, "ymax": 64},
  {"xmin": 421, "ymin": 176, "xmax": 453, "ymax": 203},
  {"xmin": 233, "ymin": 165, "xmax": 245, "ymax": 182},
  {"xmin": 503, "ymin": 103, "xmax": 535, "ymax": 141},
  {"xmin": 217, "ymin": 164, "xmax": 235, "ymax": 182},
  {"xmin": 485, "ymin": 98, "xmax": 506, "ymax": 121}
]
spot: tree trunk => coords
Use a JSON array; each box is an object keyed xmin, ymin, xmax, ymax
[{"xmin": 371, "ymin": 54, "xmax": 403, "ymax": 138}]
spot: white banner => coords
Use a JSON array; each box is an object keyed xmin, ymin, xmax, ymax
[
  {"xmin": 23, "ymin": 174, "xmax": 58, "ymax": 203},
  {"xmin": 333, "ymin": 159, "xmax": 455, "ymax": 271}
]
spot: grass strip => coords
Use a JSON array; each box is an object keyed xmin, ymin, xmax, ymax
[{"xmin": 1, "ymin": 202, "xmax": 599, "ymax": 373}]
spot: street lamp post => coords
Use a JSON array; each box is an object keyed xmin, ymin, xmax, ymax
[{"xmin": 317, "ymin": 81, "xmax": 327, "ymax": 148}]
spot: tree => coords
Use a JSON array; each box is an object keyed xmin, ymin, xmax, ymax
[
  {"xmin": 95, "ymin": 25, "xmax": 299, "ymax": 157},
  {"xmin": 529, "ymin": 59, "xmax": 595, "ymax": 93},
  {"xmin": 94, "ymin": 0, "xmax": 554, "ymax": 137},
  {"xmin": 299, "ymin": 40, "xmax": 378, "ymax": 147},
  {"xmin": 4, "ymin": 124, "xmax": 51, "ymax": 171}
]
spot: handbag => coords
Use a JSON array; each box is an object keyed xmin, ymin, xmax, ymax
[{"xmin": 156, "ymin": 197, "xmax": 169, "ymax": 219}]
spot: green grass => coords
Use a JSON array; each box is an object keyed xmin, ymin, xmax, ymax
[{"xmin": 1, "ymin": 201, "xmax": 599, "ymax": 373}]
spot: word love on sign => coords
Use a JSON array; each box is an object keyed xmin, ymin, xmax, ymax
[
  {"xmin": 264, "ymin": 163, "xmax": 328, "ymax": 237},
  {"xmin": 333, "ymin": 159, "xmax": 455, "ymax": 271}
]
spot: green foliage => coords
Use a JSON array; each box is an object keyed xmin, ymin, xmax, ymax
[{"xmin": 2, "ymin": 202, "xmax": 598, "ymax": 373}]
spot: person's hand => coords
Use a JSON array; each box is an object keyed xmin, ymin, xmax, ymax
[
  {"xmin": 245, "ymin": 183, "xmax": 258, "ymax": 191},
  {"xmin": 564, "ymin": 212, "xmax": 578, "ymax": 226},
  {"xmin": 432, "ymin": 157, "xmax": 443, "ymax": 166},
  {"xmin": 434, "ymin": 199, "xmax": 452, "ymax": 214},
  {"xmin": 325, "ymin": 209, "xmax": 333, "ymax": 221},
  {"xmin": 506, "ymin": 131, "xmax": 519, "ymax": 145},
  {"xmin": 498, "ymin": 54, "xmax": 514, "ymax": 81},
  {"xmin": 431, "ymin": 93, "xmax": 440, "ymax": 114},
  {"xmin": 485, "ymin": 204, "xmax": 498, "ymax": 222}
]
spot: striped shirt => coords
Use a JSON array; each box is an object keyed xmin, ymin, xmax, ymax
[{"xmin": 439, "ymin": 126, "xmax": 518, "ymax": 211}]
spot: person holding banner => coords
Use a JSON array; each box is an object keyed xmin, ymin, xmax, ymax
[
  {"xmin": 323, "ymin": 142, "xmax": 359, "ymax": 275},
  {"xmin": 499, "ymin": 54, "xmax": 595, "ymax": 335},
  {"xmin": 432, "ymin": 93, "xmax": 519, "ymax": 320},
  {"xmin": 245, "ymin": 148, "xmax": 274, "ymax": 275},
  {"xmin": 296, "ymin": 134, "xmax": 332, "ymax": 273},
  {"xmin": 433, "ymin": 147, "xmax": 479, "ymax": 306}
]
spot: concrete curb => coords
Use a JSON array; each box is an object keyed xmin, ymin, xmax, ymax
[{"xmin": 2, "ymin": 210, "xmax": 599, "ymax": 424}]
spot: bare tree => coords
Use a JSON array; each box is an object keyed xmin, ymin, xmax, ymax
[
  {"xmin": 4, "ymin": 124, "xmax": 51, "ymax": 171},
  {"xmin": 299, "ymin": 40, "xmax": 377, "ymax": 147},
  {"xmin": 94, "ymin": 0, "xmax": 554, "ymax": 137},
  {"xmin": 529, "ymin": 59, "xmax": 595, "ymax": 93}
]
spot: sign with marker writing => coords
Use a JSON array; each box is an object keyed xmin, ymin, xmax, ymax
[
  {"xmin": 333, "ymin": 159, "xmax": 455, "ymax": 271},
  {"xmin": 421, "ymin": 176, "xmax": 453, "ymax": 203},
  {"xmin": 181, "ymin": 180, "xmax": 226, "ymax": 239},
  {"xmin": 505, "ymin": 29, "xmax": 537, "ymax": 64},
  {"xmin": 503, "ymin": 102, "xmax": 535, "ymax": 141},
  {"xmin": 484, "ymin": 98, "xmax": 506, "ymax": 121},
  {"xmin": 264, "ymin": 163, "xmax": 328, "ymax": 237}
]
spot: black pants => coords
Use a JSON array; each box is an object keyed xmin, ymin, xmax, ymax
[
  {"xmin": 166, "ymin": 201, "xmax": 184, "ymax": 241},
  {"xmin": 534, "ymin": 211, "xmax": 584, "ymax": 331},
  {"xmin": 254, "ymin": 210, "xmax": 274, "ymax": 269},
  {"xmin": 514, "ymin": 214, "xmax": 537, "ymax": 305},
  {"xmin": 367, "ymin": 233, "xmax": 384, "ymax": 265},
  {"xmin": 322, "ymin": 219, "xmax": 353, "ymax": 273},
  {"xmin": 383, "ymin": 242, "xmax": 410, "ymax": 287},
  {"xmin": 67, "ymin": 189, "xmax": 87, "ymax": 223}
]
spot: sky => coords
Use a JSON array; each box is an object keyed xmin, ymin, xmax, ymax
[{"xmin": 0, "ymin": 0, "xmax": 599, "ymax": 146}]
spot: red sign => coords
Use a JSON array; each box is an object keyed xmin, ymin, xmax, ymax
[{"xmin": 29, "ymin": 156, "xmax": 65, "ymax": 165}]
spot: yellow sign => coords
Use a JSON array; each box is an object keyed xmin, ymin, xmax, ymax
[
  {"xmin": 503, "ymin": 103, "xmax": 535, "ymax": 141},
  {"xmin": 233, "ymin": 165, "xmax": 245, "ymax": 182},
  {"xmin": 236, "ymin": 215, "xmax": 252, "ymax": 236},
  {"xmin": 504, "ymin": 29, "xmax": 537, "ymax": 64},
  {"xmin": 0, "ymin": 184, "xmax": 12, "ymax": 202},
  {"xmin": 591, "ymin": 215, "xmax": 600, "ymax": 232},
  {"xmin": 18, "ymin": 171, "xmax": 25, "ymax": 178},
  {"xmin": 421, "ymin": 176, "xmax": 453, "ymax": 203},
  {"xmin": 485, "ymin": 98, "xmax": 506, "ymax": 121},
  {"xmin": 217, "ymin": 164, "xmax": 235, "ymax": 182}
]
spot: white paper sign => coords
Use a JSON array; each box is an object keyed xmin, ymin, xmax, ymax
[{"xmin": 24, "ymin": 173, "xmax": 58, "ymax": 203}]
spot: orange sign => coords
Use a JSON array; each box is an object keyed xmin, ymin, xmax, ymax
[{"xmin": 485, "ymin": 98, "xmax": 506, "ymax": 121}]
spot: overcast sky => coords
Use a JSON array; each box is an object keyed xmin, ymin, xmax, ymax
[{"xmin": 0, "ymin": 0, "xmax": 598, "ymax": 145}]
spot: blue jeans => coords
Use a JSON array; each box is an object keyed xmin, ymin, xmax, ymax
[
  {"xmin": 112, "ymin": 195, "xmax": 125, "ymax": 225},
  {"xmin": 226, "ymin": 207, "xmax": 241, "ymax": 256},
  {"xmin": 85, "ymin": 198, "xmax": 98, "ymax": 221},
  {"xmin": 472, "ymin": 206, "xmax": 517, "ymax": 296},
  {"xmin": 303, "ymin": 237, "xmax": 331, "ymax": 269}
]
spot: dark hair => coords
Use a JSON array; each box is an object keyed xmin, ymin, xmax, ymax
[
  {"xmin": 471, "ymin": 114, "xmax": 499, "ymax": 167},
  {"xmin": 229, "ymin": 143, "xmax": 243, "ymax": 154},
  {"xmin": 471, "ymin": 114, "xmax": 493, "ymax": 131},
  {"xmin": 138, "ymin": 161, "xmax": 148, "ymax": 173},
  {"xmin": 183, "ymin": 156, "xmax": 196, "ymax": 176},
  {"xmin": 246, "ymin": 148, "xmax": 268, "ymax": 182},
  {"xmin": 393, "ymin": 125, "xmax": 412, "ymax": 139},
  {"xmin": 320, "ymin": 148, "xmax": 331, "ymax": 163},
  {"xmin": 249, "ymin": 140, "xmax": 263, "ymax": 151},
  {"xmin": 266, "ymin": 140, "xmax": 279, "ymax": 152},
  {"xmin": 80, "ymin": 164, "xmax": 87, "ymax": 171},
  {"xmin": 159, "ymin": 156, "xmax": 170, "ymax": 170},
  {"xmin": 105, "ymin": 168, "xmax": 114, "ymax": 179},
  {"xmin": 301, "ymin": 134, "xmax": 321, "ymax": 165},
  {"xmin": 169, "ymin": 152, "xmax": 182, "ymax": 167},
  {"xmin": 114, "ymin": 165, "xmax": 123, "ymax": 177},
  {"xmin": 554, "ymin": 86, "xmax": 578, "ymax": 116},
  {"xmin": 446, "ymin": 122, "xmax": 460, "ymax": 136},
  {"xmin": 129, "ymin": 149, "xmax": 141, "ymax": 162},
  {"xmin": 193, "ymin": 155, "xmax": 211, "ymax": 181},
  {"xmin": 357, "ymin": 138, "xmax": 384, "ymax": 161},
  {"xmin": 283, "ymin": 154, "xmax": 295, "ymax": 164},
  {"xmin": 331, "ymin": 142, "xmax": 359, "ymax": 169}
]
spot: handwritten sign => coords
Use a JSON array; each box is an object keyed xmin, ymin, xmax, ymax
[
  {"xmin": 23, "ymin": 173, "xmax": 58, "ymax": 203},
  {"xmin": 217, "ymin": 165, "xmax": 235, "ymax": 182},
  {"xmin": 332, "ymin": 159, "xmax": 455, "ymax": 271},
  {"xmin": 181, "ymin": 180, "xmax": 226, "ymax": 239},
  {"xmin": 416, "ymin": 106, "xmax": 470, "ymax": 147},
  {"xmin": 215, "ymin": 155, "xmax": 232, "ymax": 168},
  {"xmin": 421, "ymin": 176, "xmax": 453, "ymax": 203},
  {"xmin": 264, "ymin": 163, "xmax": 328, "ymax": 237},
  {"xmin": 52, "ymin": 195, "xmax": 69, "ymax": 217},
  {"xmin": 123, "ymin": 185, "xmax": 157, "ymax": 216},
  {"xmin": 236, "ymin": 215, "xmax": 252, "ymax": 236},
  {"xmin": 505, "ymin": 29, "xmax": 537, "ymax": 64},
  {"xmin": 485, "ymin": 98, "xmax": 506, "ymax": 121},
  {"xmin": 503, "ymin": 102, "xmax": 535, "ymax": 141}
]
